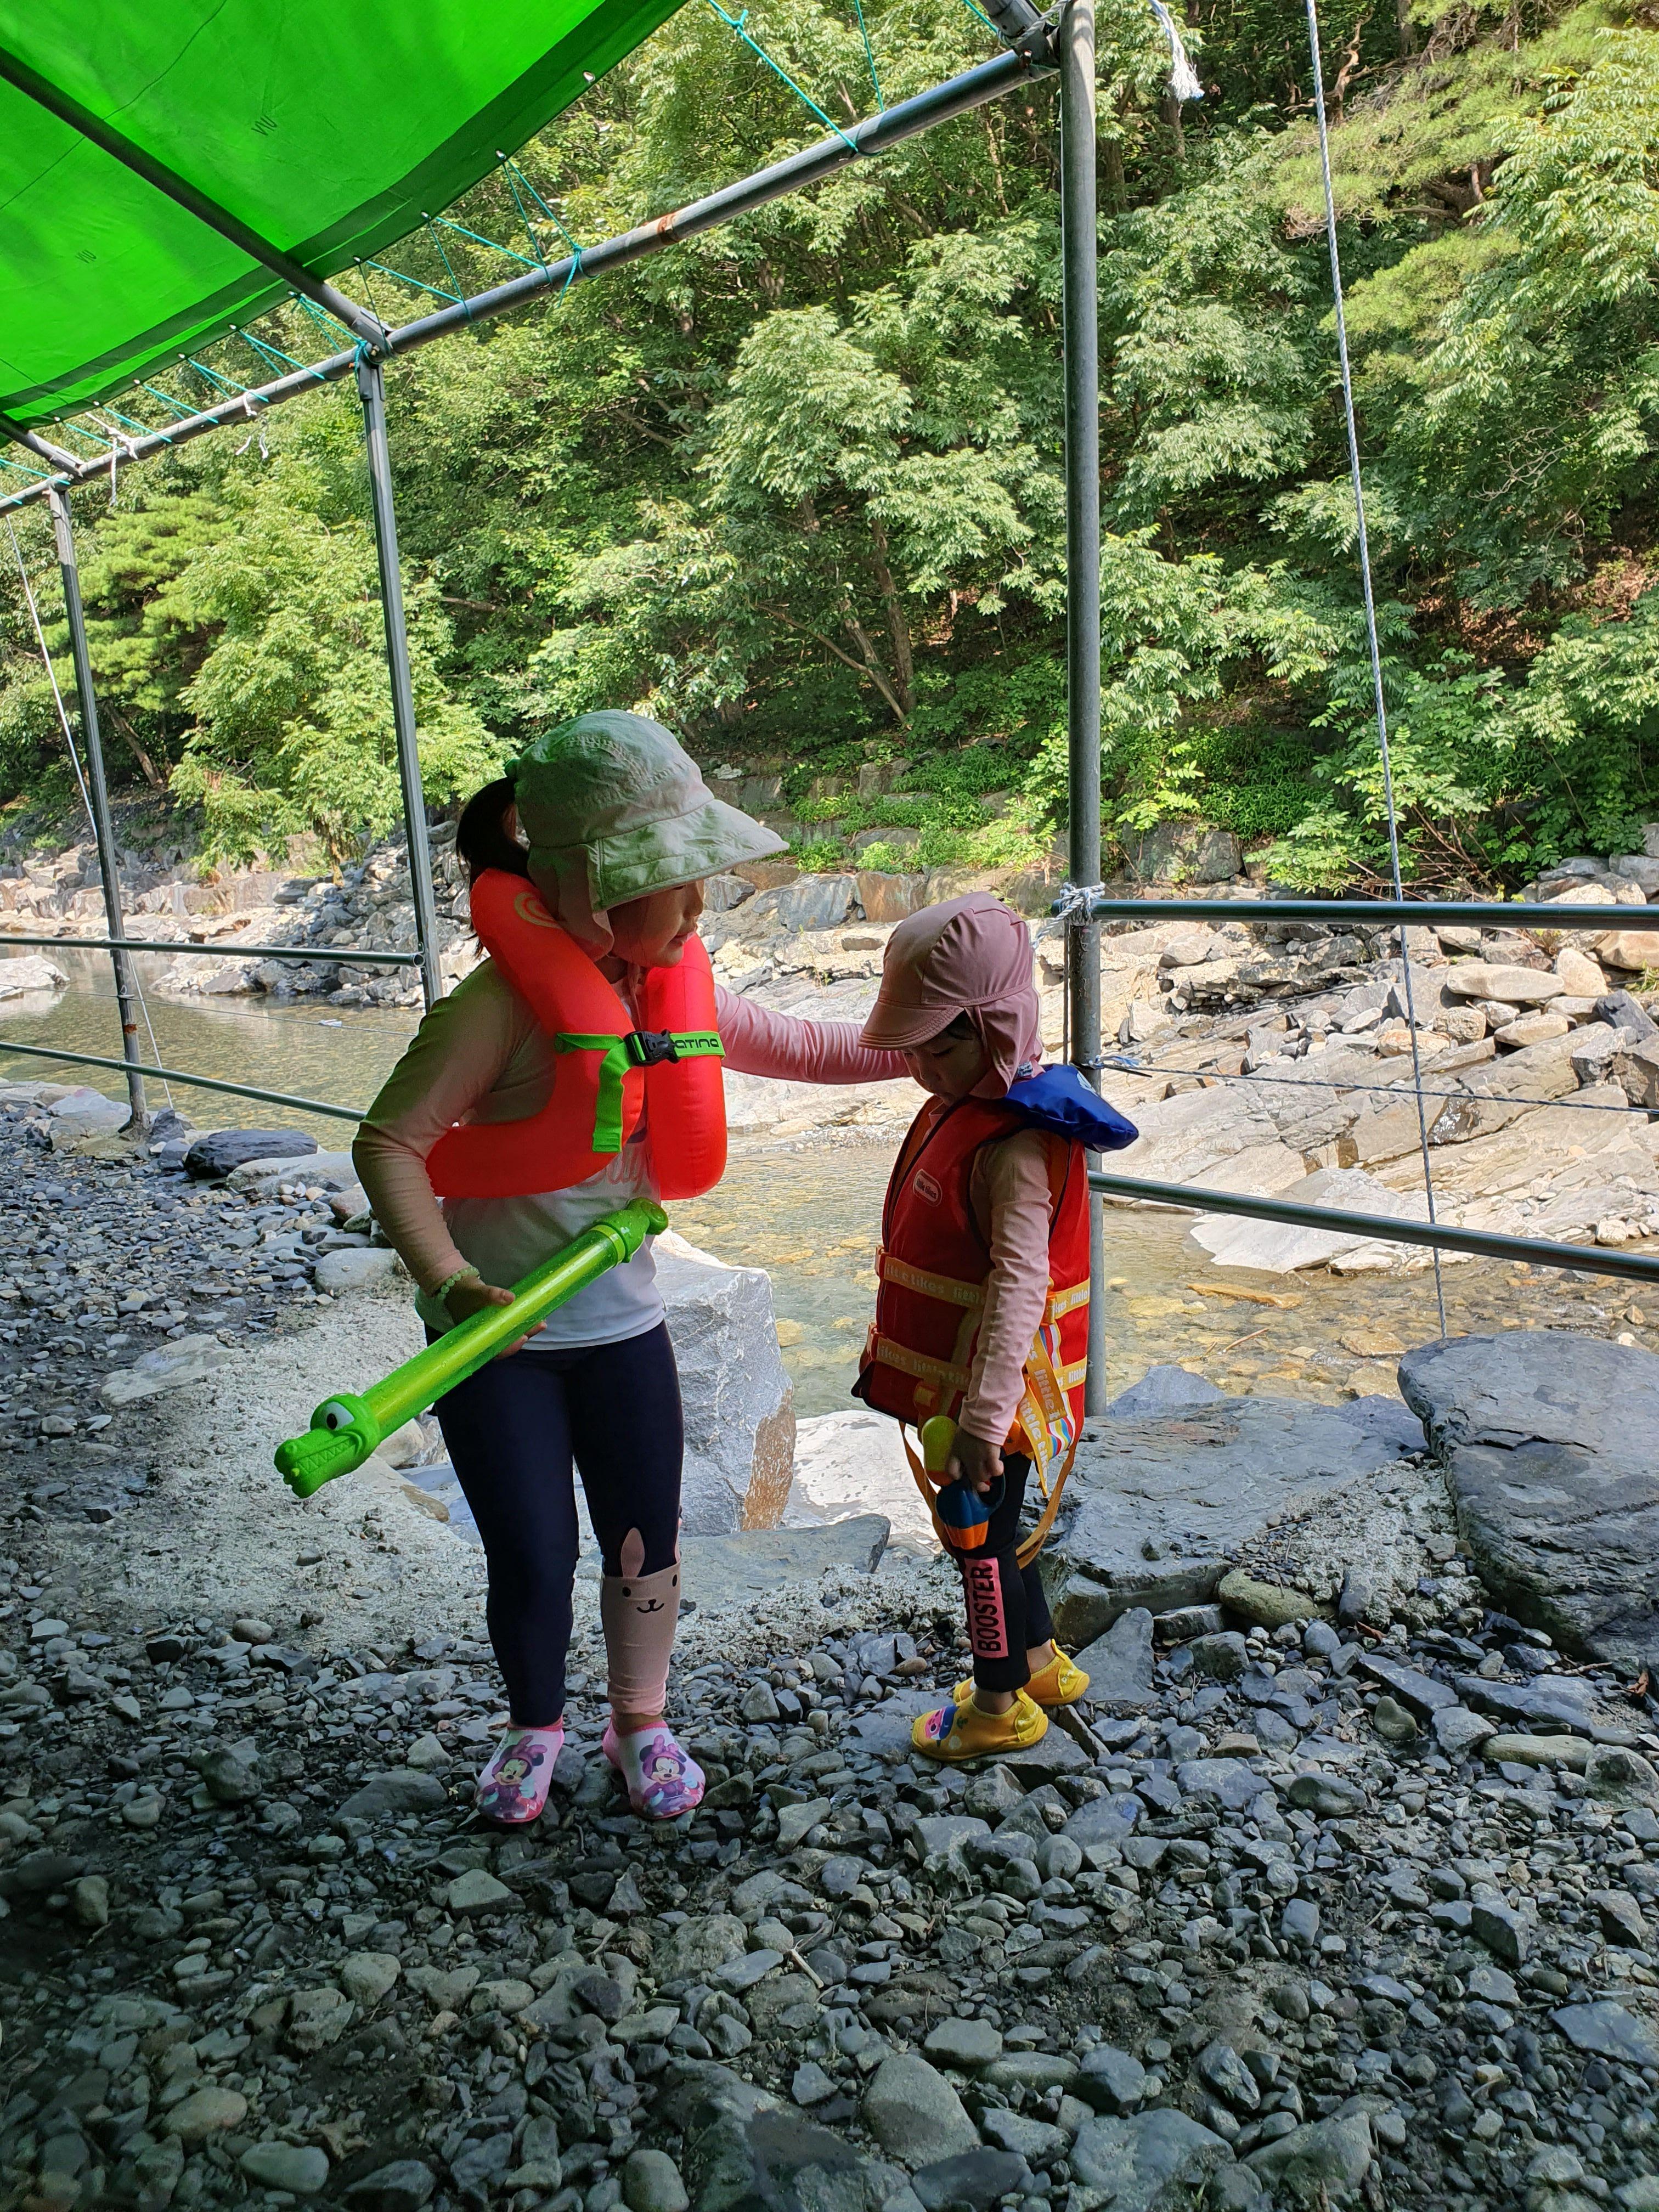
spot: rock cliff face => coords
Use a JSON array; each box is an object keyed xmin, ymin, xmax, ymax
[{"xmin": 1400, "ymin": 1331, "xmax": 1659, "ymax": 1675}]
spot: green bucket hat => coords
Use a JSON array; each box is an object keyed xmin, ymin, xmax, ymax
[{"xmin": 509, "ymin": 711, "xmax": 785, "ymax": 952}]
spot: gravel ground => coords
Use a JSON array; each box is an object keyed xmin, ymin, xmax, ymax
[{"xmin": 4, "ymin": 1107, "xmax": 1659, "ymax": 2212}]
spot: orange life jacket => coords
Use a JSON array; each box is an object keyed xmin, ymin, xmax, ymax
[
  {"xmin": 853, "ymin": 1092, "xmax": 1091, "ymax": 1492},
  {"xmin": 426, "ymin": 868, "xmax": 726, "ymax": 1203}
]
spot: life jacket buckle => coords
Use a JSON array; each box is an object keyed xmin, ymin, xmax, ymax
[{"xmin": 627, "ymin": 1028, "xmax": 681, "ymax": 1068}]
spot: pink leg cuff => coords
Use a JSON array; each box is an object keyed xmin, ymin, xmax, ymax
[{"xmin": 600, "ymin": 1558, "xmax": 680, "ymax": 1716}]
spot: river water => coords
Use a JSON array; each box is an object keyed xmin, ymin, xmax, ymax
[{"xmin": 4, "ymin": 946, "xmax": 1645, "ymax": 1418}]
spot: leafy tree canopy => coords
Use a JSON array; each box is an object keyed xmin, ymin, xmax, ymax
[{"xmin": 0, "ymin": 0, "xmax": 1654, "ymax": 885}]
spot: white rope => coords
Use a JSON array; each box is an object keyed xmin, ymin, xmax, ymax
[
  {"xmin": 6, "ymin": 518, "xmax": 176, "ymax": 1110},
  {"xmin": 1302, "ymin": 0, "xmax": 1446, "ymax": 1336},
  {"xmin": 1150, "ymin": 0, "xmax": 1203, "ymax": 100}
]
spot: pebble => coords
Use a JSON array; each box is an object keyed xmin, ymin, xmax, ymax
[
  {"xmin": 623, "ymin": 2148, "xmax": 690, "ymax": 2212},
  {"xmin": 163, "ymin": 2085, "xmax": 249, "ymax": 2141}
]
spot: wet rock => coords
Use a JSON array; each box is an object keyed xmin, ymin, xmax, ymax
[
  {"xmin": 185, "ymin": 1128, "xmax": 318, "ymax": 1178},
  {"xmin": 1400, "ymin": 1331, "xmax": 1659, "ymax": 1671},
  {"xmin": 911, "ymin": 2149, "xmax": 1029, "ymax": 2212},
  {"xmin": 624, "ymin": 2147, "xmax": 690, "ymax": 2212},
  {"xmin": 99, "ymin": 1333, "xmax": 234, "ymax": 1408},
  {"xmin": 1585, "ymin": 1744, "xmax": 1659, "ymax": 1808},
  {"xmin": 1073, "ymin": 1606, "xmax": 1154, "ymax": 1711},
  {"xmin": 1551, "ymin": 2002, "xmax": 1659, "ymax": 2069},
  {"xmin": 1432, "ymin": 1706, "xmax": 1496, "ymax": 1758},
  {"xmin": 314, "ymin": 1246, "xmax": 403, "ymax": 1292},
  {"xmin": 864, "ymin": 2052, "xmax": 979, "ymax": 2163},
  {"xmin": 1246, "ymin": 2112, "xmax": 1372, "ymax": 2199},
  {"xmin": 681, "ymin": 1518, "xmax": 890, "ymax": 1604},
  {"xmin": 241, "ymin": 2143, "xmax": 331, "ymax": 2195},
  {"xmin": 342, "ymin": 2160, "xmax": 437, "ymax": 2211},
  {"xmin": 923, "ymin": 2019, "xmax": 1003, "ymax": 2071},
  {"xmin": 1104, "ymin": 1365, "xmax": 1228, "ymax": 1417},
  {"xmin": 1046, "ymin": 1393, "xmax": 1414, "ymax": 1641},
  {"xmin": 1076, "ymin": 2046, "xmax": 1148, "ymax": 2115},
  {"xmin": 338, "ymin": 1768, "xmax": 449, "ymax": 1820},
  {"xmin": 1070, "ymin": 2110, "xmax": 1234, "ymax": 2209},
  {"xmin": 1216, "ymin": 1570, "xmax": 1321, "ymax": 1629},
  {"xmin": 164, "ymin": 2085, "xmax": 249, "ymax": 2141},
  {"xmin": 339, "ymin": 1950, "xmax": 402, "ymax": 2003},
  {"xmin": 1285, "ymin": 1769, "xmax": 1368, "ymax": 1818}
]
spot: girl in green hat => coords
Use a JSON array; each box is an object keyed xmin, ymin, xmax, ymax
[{"xmin": 355, "ymin": 713, "xmax": 906, "ymax": 1825}]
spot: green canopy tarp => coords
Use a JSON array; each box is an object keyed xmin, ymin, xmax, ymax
[{"xmin": 0, "ymin": 0, "xmax": 681, "ymax": 430}]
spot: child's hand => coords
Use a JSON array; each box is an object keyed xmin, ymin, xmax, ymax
[
  {"xmin": 441, "ymin": 1278, "xmax": 528, "ymax": 1357},
  {"xmin": 950, "ymin": 1430, "xmax": 1003, "ymax": 1493}
]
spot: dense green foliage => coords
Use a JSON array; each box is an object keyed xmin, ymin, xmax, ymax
[{"xmin": 1, "ymin": 0, "xmax": 1655, "ymax": 884}]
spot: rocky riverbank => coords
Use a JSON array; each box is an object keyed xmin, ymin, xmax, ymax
[
  {"xmin": 4, "ymin": 1104, "xmax": 1659, "ymax": 2212},
  {"xmin": 8, "ymin": 826, "xmax": 1659, "ymax": 1266}
]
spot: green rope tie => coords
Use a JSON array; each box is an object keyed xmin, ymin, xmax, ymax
[
  {"xmin": 850, "ymin": 0, "xmax": 885, "ymax": 108},
  {"xmin": 496, "ymin": 154, "xmax": 585, "ymax": 294},
  {"xmin": 107, "ymin": 404, "xmax": 173, "ymax": 447},
  {"xmin": 422, "ymin": 216, "xmax": 473, "ymax": 318},
  {"xmin": 705, "ymin": 0, "xmax": 864, "ymax": 153},
  {"xmin": 141, "ymin": 382, "xmax": 196, "ymax": 421},
  {"xmin": 431, "ymin": 214, "xmax": 540, "ymax": 273},
  {"xmin": 233, "ymin": 324, "xmax": 327, "ymax": 386},
  {"xmin": 356, "ymin": 254, "xmax": 458, "ymax": 308},
  {"xmin": 294, "ymin": 294, "xmax": 363, "ymax": 348}
]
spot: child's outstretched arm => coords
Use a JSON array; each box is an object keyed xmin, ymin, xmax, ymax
[{"xmin": 715, "ymin": 982, "xmax": 910, "ymax": 1085}]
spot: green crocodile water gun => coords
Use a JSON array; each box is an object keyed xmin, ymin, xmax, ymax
[{"xmin": 275, "ymin": 1197, "xmax": 668, "ymax": 1498}]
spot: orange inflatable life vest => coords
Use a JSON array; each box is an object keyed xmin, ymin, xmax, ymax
[
  {"xmin": 426, "ymin": 868, "xmax": 727, "ymax": 1203},
  {"xmin": 853, "ymin": 1092, "xmax": 1092, "ymax": 1491}
]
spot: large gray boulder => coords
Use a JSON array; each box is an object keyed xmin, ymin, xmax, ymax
[
  {"xmin": 1400, "ymin": 1331, "xmax": 1659, "ymax": 1672},
  {"xmin": 657, "ymin": 1232, "xmax": 797, "ymax": 1533},
  {"xmin": 1043, "ymin": 1395, "xmax": 1419, "ymax": 1644}
]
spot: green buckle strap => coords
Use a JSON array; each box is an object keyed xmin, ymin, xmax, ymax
[{"xmin": 554, "ymin": 1029, "xmax": 726, "ymax": 1154}]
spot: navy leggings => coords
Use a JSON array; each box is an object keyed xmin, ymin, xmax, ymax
[
  {"xmin": 431, "ymin": 1322, "xmax": 683, "ymax": 1724},
  {"xmin": 961, "ymin": 1453, "xmax": 1056, "ymax": 1694}
]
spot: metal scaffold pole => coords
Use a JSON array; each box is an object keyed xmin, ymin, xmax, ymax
[
  {"xmin": 46, "ymin": 486, "xmax": 150, "ymax": 1135},
  {"xmin": 356, "ymin": 354, "xmax": 443, "ymax": 1011},
  {"xmin": 1059, "ymin": 0, "xmax": 1108, "ymax": 1415}
]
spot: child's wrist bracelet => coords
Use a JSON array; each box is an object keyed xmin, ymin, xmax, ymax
[{"xmin": 430, "ymin": 1265, "xmax": 481, "ymax": 1307}]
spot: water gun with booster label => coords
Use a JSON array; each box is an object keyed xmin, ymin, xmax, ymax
[
  {"xmin": 275, "ymin": 1198, "xmax": 668, "ymax": 1498},
  {"xmin": 919, "ymin": 1414, "xmax": 1002, "ymax": 1553}
]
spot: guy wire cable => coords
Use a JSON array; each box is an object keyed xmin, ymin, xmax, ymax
[{"xmin": 1302, "ymin": 0, "xmax": 1446, "ymax": 1335}]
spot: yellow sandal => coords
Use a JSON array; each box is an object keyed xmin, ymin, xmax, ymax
[
  {"xmin": 912, "ymin": 1688, "xmax": 1049, "ymax": 1764},
  {"xmin": 953, "ymin": 1647, "xmax": 1090, "ymax": 1711}
]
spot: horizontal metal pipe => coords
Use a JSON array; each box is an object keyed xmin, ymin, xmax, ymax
[
  {"xmin": 0, "ymin": 50, "xmax": 1043, "ymax": 512},
  {"xmin": 1088, "ymin": 1165, "xmax": 1659, "ymax": 1286},
  {"xmin": 1073, "ymin": 895, "xmax": 1657, "ymax": 932},
  {"xmin": 0, "ymin": 929, "xmax": 419, "ymax": 967},
  {"xmin": 0, "ymin": 1037, "xmax": 363, "ymax": 1124}
]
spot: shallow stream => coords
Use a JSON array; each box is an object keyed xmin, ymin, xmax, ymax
[{"xmin": 4, "ymin": 945, "xmax": 1648, "ymax": 1419}]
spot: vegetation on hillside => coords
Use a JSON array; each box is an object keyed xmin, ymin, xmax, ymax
[{"xmin": 0, "ymin": 0, "xmax": 1655, "ymax": 887}]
